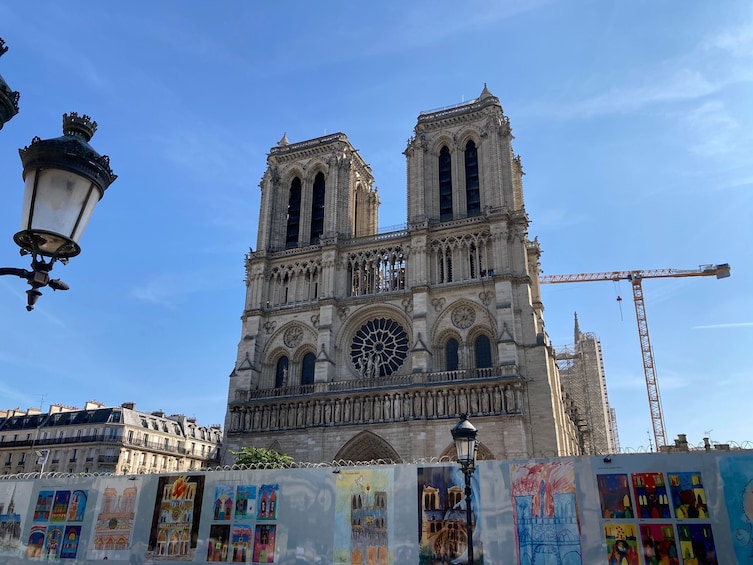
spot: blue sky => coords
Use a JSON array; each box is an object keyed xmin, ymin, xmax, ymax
[{"xmin": 0, "ymin": 1, "xmax": 750, "ymax": 453}]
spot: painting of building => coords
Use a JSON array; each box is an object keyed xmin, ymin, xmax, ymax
[
  {"xmin": 335, "ymin": 469, "xmax": 391, "ymax": 565},
  {"xmin": 148, "ymin": 474, "xmax": 204, "ymax": 561},
  {"xmin": 418, "ymin": 465, "xmax": 478, "ymax": 564},
  {"xmin": 511, "ymin": 461, "xmax": 582, "ymax": 565},
  {"xmin": 88, "ymin": 482, "xmax": 138, "ymax": 560}
]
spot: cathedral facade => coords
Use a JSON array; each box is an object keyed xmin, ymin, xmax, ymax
[{"xmin": 224, "ymin": 86, "xmax": 580, "ymax": 463}]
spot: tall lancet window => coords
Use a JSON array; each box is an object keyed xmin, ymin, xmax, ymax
[
  {"xmin": 275, "ymin": 356, "xmax": 289, "ymax": 388},
  {"xmin": 310, "ymin": 172, "xmax": 325, "ymax": 244},
  {"xmin": 474, "ymin": 335, "xmax": 492, "ymax": 369},
  {"xmin": 445, "ymin": 338, "xmax": 459, "ymax": 371},
  {"xmin": 439, "ymin": 146, "xmax": 453, "ymax": 221},
  {"xmin": 465, "ymin": 140, "xmax": 480, "ymax": 216},
  {"xmin": 286, "ymin": 177, "xmax": 302, "ymax": 249},
  {"xmin": 301, "ymin": 352, "xmax": 316, "ymax": 385}
]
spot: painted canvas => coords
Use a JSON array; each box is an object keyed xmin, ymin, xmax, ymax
[
  {"xmin": 638, "ymin": 523, "xmax": 679, "ymax": 564},
  {"xmin": 604, "ymin": 523, "xmax": 639, "ymax": 564},
  {"xmin": 235, "ymin": 485, "xmax": 257, "ymax": 521},
  {"xmin": 230, "ymin": 524, "xmax": 253, "ymax": 563},
  {"xmin": 334, "ymin": 468, "xmax": 392, "ymax": 565},
  {"xmin": 87, "ymin": 480, "xmax": 139, "ymax": 561},
  {"xmin": 677, "ymin": 524, "xmax": 717, "ymax": 564},
  {"xmin": 512, "ymin": 461, "xmax": 582, "ymax": 565},
  {"xmin": 668, "ymin": 472, "xmax": 708, "ymax": 519},
  {"xmin": 147, "ymin": 474, "xmax": 205, "ymax": 561},
  {"xmin": 417, "ymin": 465, "xmax": 480, "ymax": 564},
  {"xmin": 257, "ymin": 484, "xmax": 279, "ymax": 521},
  {"xmin": 207, "ymin": 524, "xmax": 231, "ymax": 562},
  {"xmin": 0, "ymin": 481, "xmax": 32, "ymax": 555},
  {"xmin": 253, "ymin": 524, "xmax": 276, "ymax": 563},
  {"xmin": 214, "ymin": 484, "xmax": 236, "ymax": 521},
  {"xmin": 632, "ymin": 473, "xmax": 671, "ymax": 519},
  {"xmin": 719, "ymin": 454, "xmax": 753, "ymax": 562},
  {"xmin": 597, "ymin": 474, "xmax": 635, "ymax": 519}
]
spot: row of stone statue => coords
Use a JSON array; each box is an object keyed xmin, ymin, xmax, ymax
[{"xmin": 230, "ymin": 383, "xmax": 524, "ymax": 432}]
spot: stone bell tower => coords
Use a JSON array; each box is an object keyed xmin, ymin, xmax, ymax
[{"xmin": 224, "ymin": 86, "xmax": 579, "ymax": 464}]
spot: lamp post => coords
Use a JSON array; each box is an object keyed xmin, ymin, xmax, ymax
[
  {"xmin": 0, "ymin": 112, "xmax": 117, "ymax": 310},
  {"xmin": 451, "ymin": 414, "xmax": 478, "ymax": 565}
]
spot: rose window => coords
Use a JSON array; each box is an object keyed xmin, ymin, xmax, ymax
[{"xmin": 350, "ymin": 317, "xmax": 409, "ymax": 377}]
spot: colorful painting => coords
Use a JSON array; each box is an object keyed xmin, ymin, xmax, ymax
[
  {"xmin": 512, "ymin": 461, "xmax": 582, "ymax": 565},
  {"xmin": 26, "ymin": 525, "xmax": 46, "ymax": 558},
  {"xmin": 230, "ymin": 524, "xmax": 253, "ymax": 563},
  {"xmin": 33, "ymin": 490, "xmax": 54, "ymax": 522},
  {"xmin": 632, "ymin": 472, "xmax": 671, "ymax": 519},
  {"xmin": 59, "ymin": 525, "xmax": 81, "ymax": 559},
  {"xmin": 43, "ymin": 525, "xmax": 64, "ymax": 558},
  {"xmin": 334, "ymin": 468, "xmax": 392, "ymax": 565},
  {"xmin": 235, "ymin": 485, "xmax": 257, "ymax": 520},
  {"xmin": 0, "ymin": 481, "xmax": 32, "ymax": 555},
  {"xmin": 207, "ymin": 524, "xmax": 231, "ymax": 562},
  {"xmin": 597, "ymin": 474, "xmax": 635, "ymax": 519},
  {"xmin": 147, "ymin": 474, "xmax": 205, "ymax": 561},
  {"xmin": 677, "ymin": 524, "xmax": 717, "ymax": 564},
  {"xmin": 66, "ymin": 490, "xmax": 87, "ymax": 521},
  {"xmin": 50, "ymin": 490, "xmax": 70, "ymax": 522},
  {"xmin": 668, "ymin": 472, "xmax": 708, "ymax": 519},
  {"xmin": 417, "ymin": 465, "xmax": 480, "ymax": 564},
  {"xmin": 87, "ymin": 480, "xmax": 139, "ymax": 560},
  {"xmin": 719, "ymin": 454, "xmax": 753, "ymax": 562},
  {"xmin": 253, "ymin": 524, "xmax": 276, "ymax": 563},
  {"xmin": 639, "ymin": 523, "xmax": 679, "ymax": 564},
  {"xmin": 605, "ymin": 523, "xmax": 639, "ymax": 564},
  {"xmin": 257, "ymin": 484, "xmax": 279, "ymax": 521},
  {"xmin": 214, "ymin": 484, "xmax": 236, "ymax": 521}
]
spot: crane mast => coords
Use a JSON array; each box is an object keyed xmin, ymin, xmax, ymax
[{"xmin": 539, "ymin": 263, "xmax": 730, "ymax": 449}]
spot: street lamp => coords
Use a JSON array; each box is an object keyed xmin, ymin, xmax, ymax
[
  {"xmin": 1, "ymin": 112, "xmax": 117, "ymax": 310},
  {"xmin": 0, "ymin": 38, "xmax": 20, "ymax": 130},
  {"xmin": 451, "ymin": 414, "xmax": 478, "ymax": 565}
]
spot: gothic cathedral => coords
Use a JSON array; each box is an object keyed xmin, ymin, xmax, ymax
[{"xmin": 224, "ymin": 86, "xmax": 580, "ymax": 463}]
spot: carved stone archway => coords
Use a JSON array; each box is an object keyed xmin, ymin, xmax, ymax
[{"xmin": 334, "ymin": 430, "xmax": 401, "ymax": 463}]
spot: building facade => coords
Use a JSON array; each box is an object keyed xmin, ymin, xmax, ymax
[
  {"xmin": 557, "ymin": 313, "xmax": 620, "ymax": 455},
  {"xmin": 0, "ymin": 401, "xmax": 222, "ymax": 475},
  {"xmin": 224, "ymin": 86, "xmax": 580, "ymax": 463}
]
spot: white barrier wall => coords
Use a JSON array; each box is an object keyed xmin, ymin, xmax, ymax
[{"xmin": 0, "ymin": 451, "xmax": 750, "ymax": 564}]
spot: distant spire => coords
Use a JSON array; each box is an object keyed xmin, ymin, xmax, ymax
[
  {"xmin": 479, "ymin": 83, "xmax": 493, "ymax": 100},
  {"xmin": 277, "ymin": 132, "xmax": 289, "ymax": 147},
  {"xmin": 574, "ymin": 312, "xmax": 581, "ymax": 343}
]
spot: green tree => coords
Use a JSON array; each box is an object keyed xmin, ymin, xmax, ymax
[{"xmin": 231, "ymin": 447, "xmax": 293, "ymax": 469}]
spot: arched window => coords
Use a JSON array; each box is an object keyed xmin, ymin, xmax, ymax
[
  {"xmin": 438, "ymin": 146, "xmax": 453, "ymax": 221},
  {"xmin": 310, "ymin": 172, "xmax": 325, "ymax": 244},
  {"xmin": 474, "ymin": 335, "xmax": 492, "ymax": 369},
  {"xmin": 286, "ymin": 177, "xmax": 302, "ymax": 249},
  {"xmin": 465, "ymin": 140, "xmax": 480, "ymax": 216},
  {"xmin": 275, "ymin": 357, "xmax": 289, "ymax": 388},
  {"xmin": 301, "ymin": 352, "xmax": 316, "ymax": 385},
  {"xmin": 445, "ymin": 339, "xmax": 459, "ymax": 371}
]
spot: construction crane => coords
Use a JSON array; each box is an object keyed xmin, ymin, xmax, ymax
[{"xmin": 539, "ymin": 263, "xmax": 731, "ymax": 449}]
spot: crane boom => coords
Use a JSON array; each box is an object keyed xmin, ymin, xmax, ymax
[{"xmin": 539, "ymin": 263, "xmax": 730, "ymax": 449}]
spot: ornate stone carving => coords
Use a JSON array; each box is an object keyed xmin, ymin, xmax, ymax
[
  {"xmin": 451, "ymin": 305, "xmax": 476, "ymax": 329},
  {"xmin": 311, "ymin": 314, "xmax": 320, "ymax": 328},
  {"xmin": 283, "ymin": 325, "xmax": 303, "ymax": 348},
  {"xmin": 264, "ymin": 321, "xmax": 276, "ymax": 334},
  {"xmin": 431, "ymin": 297, "xmax": 445, "ymax": 312},
  {"xmin": 479, "ymin": 291, "xmax": 493, "ymax": 306},
  {"xmin": 401, "ymin": 296, "xmax": 413, "ymax": 314},
  {"xmin": 350, "ymin": 318, "xmax": 409, "ymax": 378}
]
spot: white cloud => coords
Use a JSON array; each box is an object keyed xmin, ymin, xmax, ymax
[{"xmin": 692, "ymin": 321, "xmax": 753, "ymax": 330}]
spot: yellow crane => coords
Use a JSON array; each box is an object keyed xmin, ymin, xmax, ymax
[{"xmin": 539, "ymin": 263, "xmax": 731, "ymax": 449}]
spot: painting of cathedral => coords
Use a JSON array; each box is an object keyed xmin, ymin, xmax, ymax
[
  {"xmin": 632, "ymin": 472, "xmax": 671, "ymax": 519},
  {"xmin": 87, "ymin": 481, "xmax": 139, "ymax": 560},
  {"xmin": 335, "ymin": 469, "xmax": 392, "ymax": 565},
  {"xmin": 418, "ymin": 465, "xmax": 481, "ymax": 564},
  {"xmin": 511, "ymin": 461, "xmax": 582, "ymax": 565},
  {"xmin": 147, "ymin": 474, "xmax": 205, "ymax": 561},
  {"xmin": 214, "ymin": 484, "xmax": 235, "ymax": 521},
  {"xmin": 0, "ymin": 481, "xmax": 31, "ymax": 555}
]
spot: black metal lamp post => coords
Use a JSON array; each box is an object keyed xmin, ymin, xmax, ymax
[
  {"xmin": 451, "ymin": 414, "xmax": 478, "ymax": 565},
  {"xmin": 0, "ymin": 38, "xmax": 20, "ymax": 130},
  {"xmin": 1, "ymin": 112, "xmax": 117, "ymax": 310}
]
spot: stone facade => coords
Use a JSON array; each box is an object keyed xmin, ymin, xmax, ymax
[
  {"xmin": 0, "ymin": 401, "xmax": 222, "ymax": 475},
  {"xmin": 224, "ymin": 86, "xmax": 580, "ymax": 463}
]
